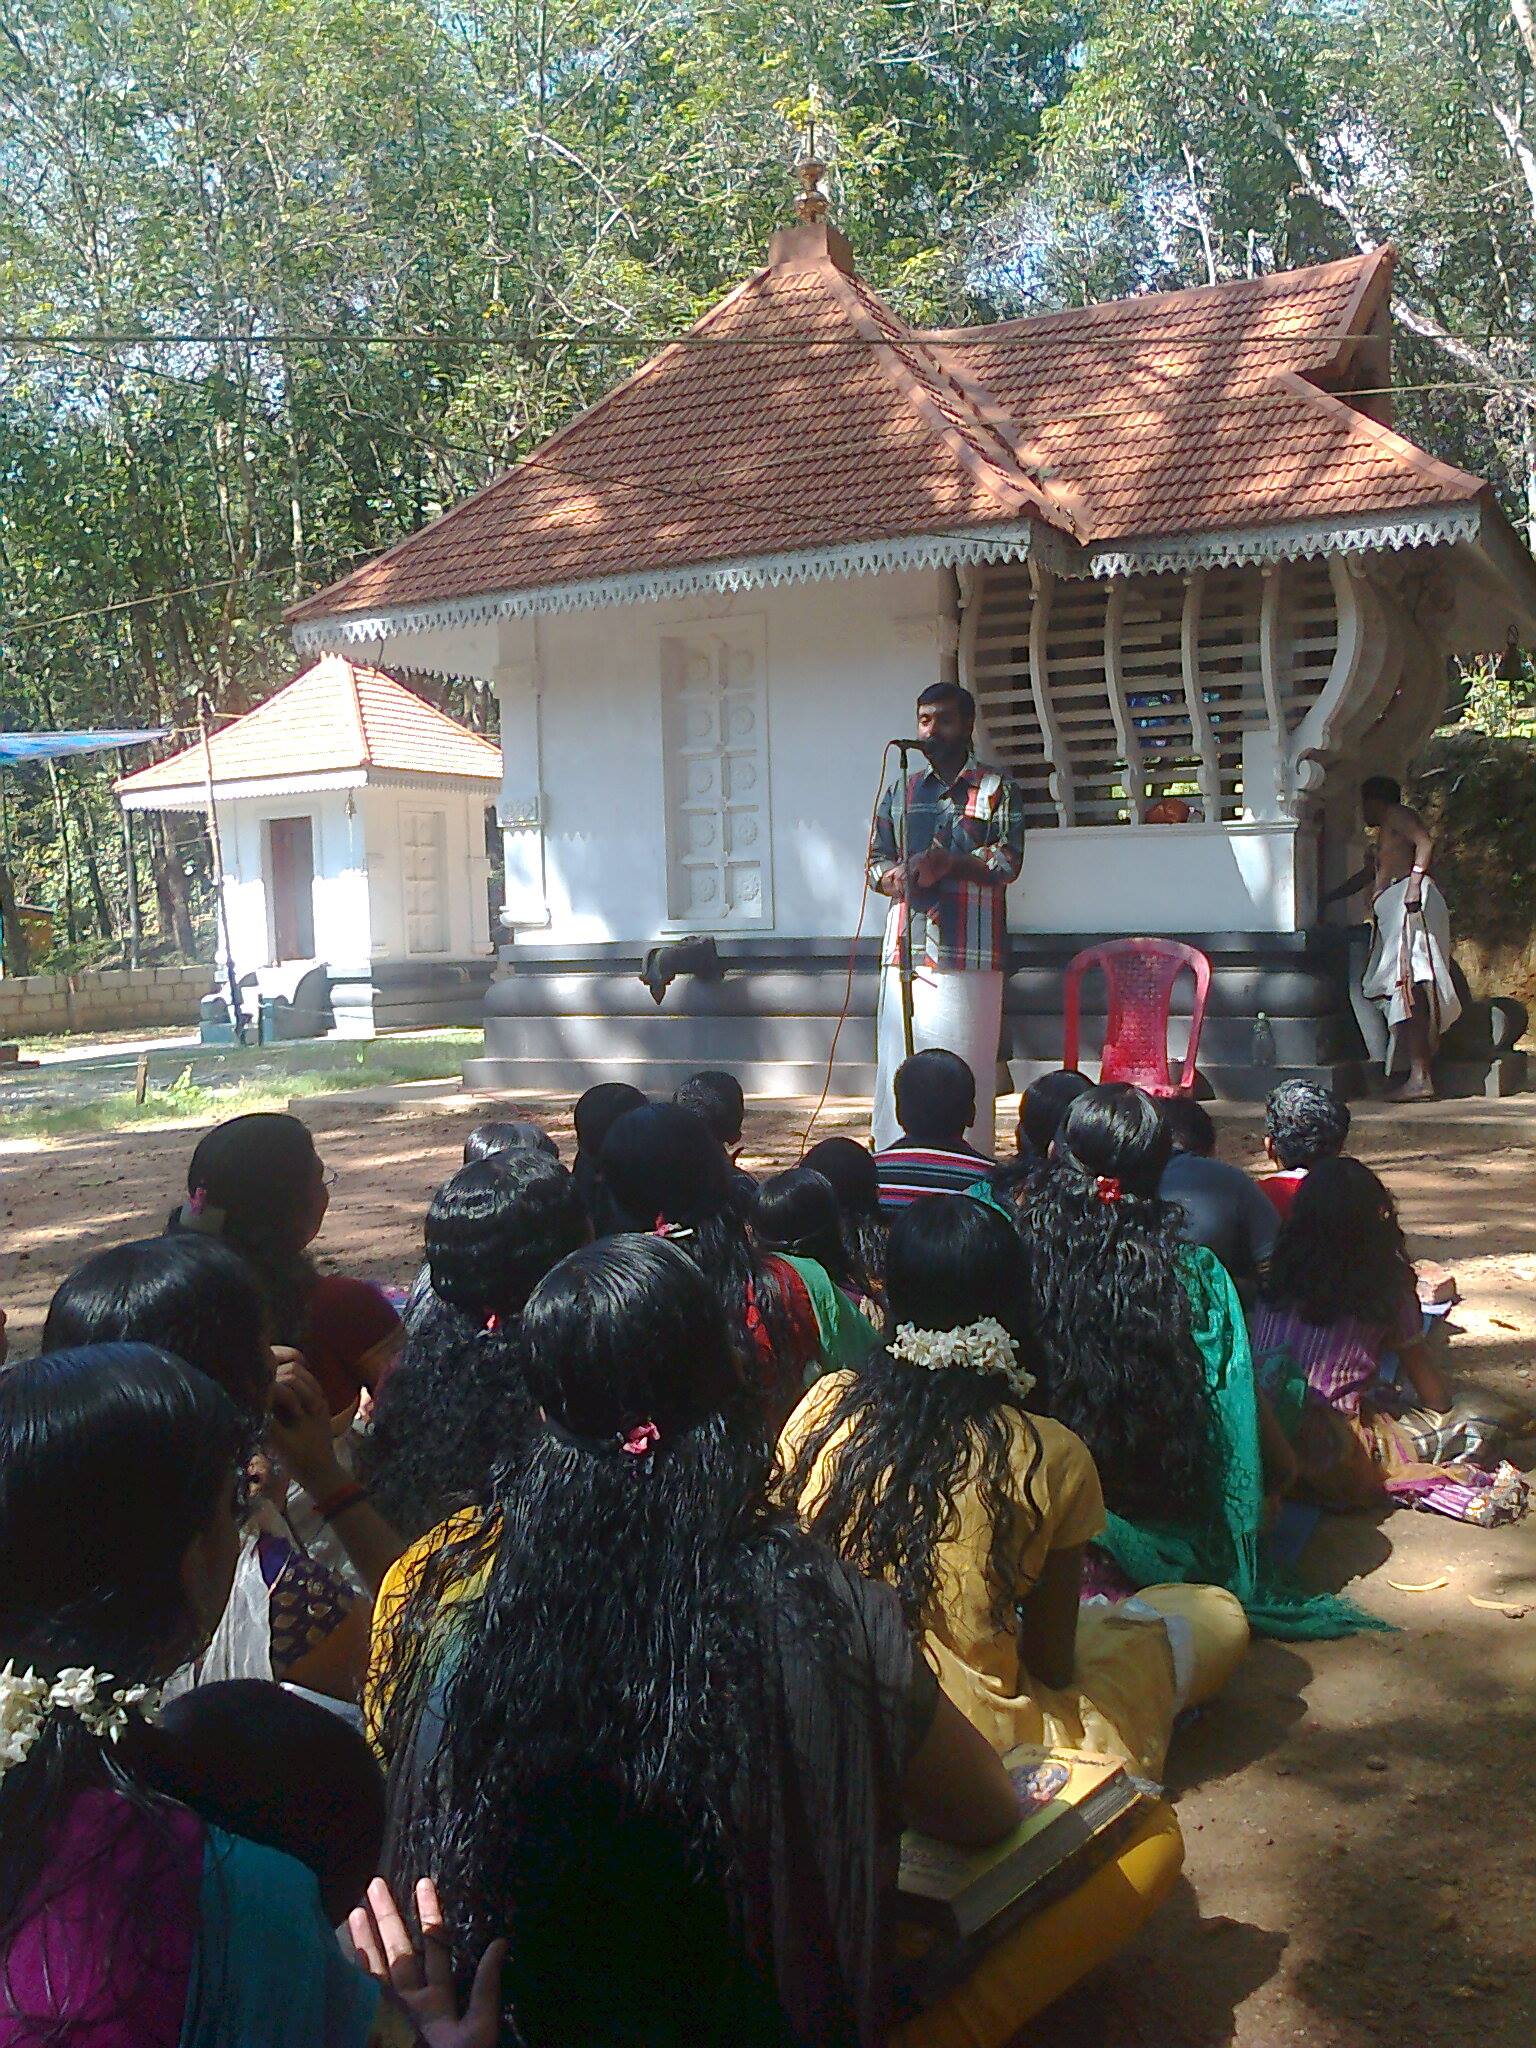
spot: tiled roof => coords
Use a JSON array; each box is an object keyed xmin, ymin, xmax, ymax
[
  {"xmin": 930, "ymin": 252, "xmax": 1481, "ymax": 546},
  {"xmin": 287, "ymin": 238, "xmax": 1487, "ymax": 628},
  {"xmin": 115, "ymin": 656, "xmax": 501, "ymax": 795}
]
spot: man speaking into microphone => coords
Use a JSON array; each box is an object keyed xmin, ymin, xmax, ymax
[{"xmin": 867, "ymin": 681, "xmax": 1025, "ymax": 1154}]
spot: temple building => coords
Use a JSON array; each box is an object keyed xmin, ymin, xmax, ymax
[
  {"xmin": 117, "ymin": 657, "xmax": 500, "ymax": 1033},
  {"xmin": 283, "ymin": 177, "xmax": 1536, "ymax": 1094}
]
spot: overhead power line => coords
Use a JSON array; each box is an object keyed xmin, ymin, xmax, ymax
[{"xmin": 6, "ymin": 325, "xmax": 1536, "ymax": 351}]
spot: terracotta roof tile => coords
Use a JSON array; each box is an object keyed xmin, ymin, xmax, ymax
[
  {"xmin": 116, "ymin": 657, "xmax": 501, "ymax": 794},
  {"xmin": 288, "ymin": 243, "xmax": 1488, "ymax": 627}
]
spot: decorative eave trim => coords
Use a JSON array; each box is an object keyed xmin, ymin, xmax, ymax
[
  {"xmin": 289, "ymin": 526, "xmax": 1039, "ymax": 652},
  {"xmin": 119, "ymin": 763, "xmax": 500, "ymax": 810},
  {"xmin": 288, "ymin": 502, "xmax": 1490, "ymax": 657},
  {"xmin": 365, "ymin": 768, "xmax": 502, "ymax": 791},
  {"xmin": 119, "ymin": 768, "xmax": 370, "ymax": 810},
  {"xmin": 1037, "ymin": 503, "xmax": 1483, "ymax": 581}
]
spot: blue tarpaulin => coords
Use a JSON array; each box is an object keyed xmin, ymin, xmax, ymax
[{"xmin": 0, "ymin": 728, "xmax": 167, "ymax": 765}]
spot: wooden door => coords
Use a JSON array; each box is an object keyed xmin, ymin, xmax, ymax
[{"xmin": 268, "ymin": 815, "xmax": 316, "ymax": 960}]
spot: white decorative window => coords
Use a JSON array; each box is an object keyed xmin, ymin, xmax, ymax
[
  {"xmin": 963, "ymin": 557, "xmax": 1342, "ymax": 824},
  {"xmin": 400, "ymin": 808, "xmax": 449, "ymax": 953},
  {"xmin": 660, "ymin": 620, "xmax": 773, "ymax": 927}
]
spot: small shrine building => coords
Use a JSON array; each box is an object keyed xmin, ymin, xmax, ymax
[{"xmin": 117, "ymin": 656, "xmax": 501, "ymax": 1033}]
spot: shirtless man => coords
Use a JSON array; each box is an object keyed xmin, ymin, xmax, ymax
[{"xmin": 1325, "ymin": 775, "xmax": 1454, "ymax": 1099}]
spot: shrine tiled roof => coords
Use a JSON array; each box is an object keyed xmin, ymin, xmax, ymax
[
  {"xmin": 116, "ymin": 656, "xmax": 501, "ymax": 796},
  {"xmin": 287, "ymin": 236, "xmax": 1488, "ymax": 630}
]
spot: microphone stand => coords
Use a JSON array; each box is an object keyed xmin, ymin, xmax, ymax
[{"xmin": 893, "ymin": 741, "xmax": 917, "ymax": 1059}]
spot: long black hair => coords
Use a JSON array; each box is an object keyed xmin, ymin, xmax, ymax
[
  {"xmin": 1263, "ymin": 1156, "xmax": 1417, "ymax": 1330},
  {"xmin": 167, "ymin": 1112, "xmax": 324, "ymax": 1348},
  {"xmin": 991, "ymin": 1069, "xmax": 1093, "ymax": 1204},
  {"xmin": 570, "ymin": 1082, "xmax": 647, "ymax": 1219},
  {"xmin": 1023, "ymin": 1083, "xmax": 1219, "ymax": 1525},
  {"xmin": 42, "ymin": 1235, "xmax": 274, "ymax": 1426},
  {"xmin": 753, "ymin": 1168, "xmax": 851, "ymax": 1290},
  {"xmin": 598, "ymin": 1104, "xmax": 805, "ymax": 1412},
  {"xmin": 0, "ymin": 1346, "xmax": 249, "ymax": 2037},
  {"xmin": 801, "ymin": 1137, "xmax": 888, "ymax": 1305},
  {"xmin": 784, "ymin": 1196, "xmax": 1042, "ymax": 1635},
  {"xmin": 360, "ymin": 1155, "xmax": 590, "ymax": 1539},
  {"xmin": 378, "ymin": 1237, "xmax": 825, "ymax": 2044}
]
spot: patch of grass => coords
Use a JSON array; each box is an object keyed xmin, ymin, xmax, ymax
[{"xmin": 0, "ymin": 1030, "xmax": 479, "ymax": 1142}]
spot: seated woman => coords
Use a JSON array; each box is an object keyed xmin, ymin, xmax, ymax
[
  {"xmin": 754, "ymin": 1166, "xmax": 880, "ymax": 1372},
  {"xmin": 1023, "ymin": 1084, "xmax": 1377, "ymax": 1639},
  {"xmin": 169, "ymin": 1112, "xmax": 401, "ymax": 1415},
  {"xmin": 1252, "ymin": 1158, "xmax": 1526, "ymax": 1525},
  {"xmin": 361, "ymin": 1153, "xmax": 590, "ymax": 1541},
  {"xmin": 374, "ymin": 1235, "xmax": 1158, "ymax": 2048},
  {"xmin": 597, "ymin": 1102, "xmax": 824, "ymax": 1430},
  {"xmin": 462, "ymin": 1118, "xmax": 559, "ymax": 1165},
  {"xmin": 569, "ymin": 1080, "xmax": 647, "ymax": 1222},
  {"xmin": 43, "ymin": 1235, "xmax": 402, "ymax": 1700},
  {"xmin": 780, "ymin": 1195, "xmax": 1244, "ymax": 1781},
  {"xmin": 0, "ymin": 1343, "xmax": 495, "ymax": 2048},
  {"xmin": 989, "ymin": 1069, "xmax": 1093, "ymax": 1210},
  {"xmin": 802, "ymin": 1136, "xmax": 889, "ymax": 1314}
]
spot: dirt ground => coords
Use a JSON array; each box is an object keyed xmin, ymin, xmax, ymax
[{"xmin": 2, "ymin": 1087, "xmax": 1534, "ymax": 2047}]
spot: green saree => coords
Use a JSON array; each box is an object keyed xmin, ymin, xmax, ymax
[{"xmin": 1096, "ymin": 1245, "xmax": 1387, "ymax": 1639}]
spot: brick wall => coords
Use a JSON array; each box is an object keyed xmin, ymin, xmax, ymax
[{"xmin": 0, "ymin": 965, "xmax": 208, "ymax": 1039}]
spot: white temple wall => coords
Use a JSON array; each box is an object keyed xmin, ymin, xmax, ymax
[
  {"xmin": 219, "ymin": 791, "xmax": 368, "ymax": 979},
  {"xmin": 497, "ymin": 561, "xmax": 1321, "ymax": 945},
  {"xmin": 359, "ymin": 785, "xmax": 496, "ymax": 962},
  {"xmin": 1012, "ymin": 821, "xmax": 1303, "ymax": 933},
  {"xmin": 509, "ymin": 568, "xmax": 951, "ymax": 945}
]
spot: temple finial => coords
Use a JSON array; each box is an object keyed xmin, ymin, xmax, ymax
[
  {"xmin": 795, "ymin": 157, "xmax": 829, "ymax": 226},
  {"xmin": 767, "ymin": 104, "xmax": 853, "ymax": 273}
]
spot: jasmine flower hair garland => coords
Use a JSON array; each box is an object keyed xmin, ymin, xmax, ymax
[
  {"xmin": 0, "ymin": 1663, "xmax": 161, "ymax": 1777},
  {"xmin": 888, "ymin": 1316, "xmax": 1037, "ymax": 1405}
]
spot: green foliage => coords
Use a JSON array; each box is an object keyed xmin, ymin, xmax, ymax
[
  {"xmin": 5, "ymin": 0, "xmax": 1536, "ymax": 979},
  {"xmin": 0, "ymin": 0, "xmax": 1081, "ymax": 968},
  {"xmin": 1411, "ymin": 727, "xmax": 1536, "ymax": 998}
]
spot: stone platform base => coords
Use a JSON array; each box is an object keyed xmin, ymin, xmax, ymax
[
  {"xmin": 461, "ymin": 930, "xmax": 1485, "ymax": 1102},
  {"xmin": 326, "ymin": 959, "xmax": 497, "ymax": 1036}
]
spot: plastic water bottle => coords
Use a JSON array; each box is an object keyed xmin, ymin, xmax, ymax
[{"xmin": 1252, "ymin": 1011, "xmax": 1276, "ymax": 1068}]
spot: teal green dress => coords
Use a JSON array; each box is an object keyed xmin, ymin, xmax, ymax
[
  {"xmin": 183, "ymin": 1827, "xmax": 387, "ymax": 2046},
  {"xmin": 1096, "ymin": 1246, "xmax": 1387, "ymax": 1640},
  {"xmin": 781, "ymin": 1254, "xmax": 879, "ymax": 1378}
]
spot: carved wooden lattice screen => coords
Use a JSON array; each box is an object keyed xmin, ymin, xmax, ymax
[{"xmin": 963, "ymin": 558, "xmax": 1341, "ymax": 824}]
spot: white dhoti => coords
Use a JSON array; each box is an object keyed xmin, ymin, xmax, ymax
[
  {"xmin": 1362, "ymin": 876, "xmax": 1461, "ymax": 1074},
  {"xmin": 873, "ymin": 959, "xmax": 1005, "ymax": 1154}
]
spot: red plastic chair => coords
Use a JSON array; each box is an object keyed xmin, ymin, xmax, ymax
[{"xmin": 1061, "ymin": 939, "xmax": 1213, "ymax": 1098}]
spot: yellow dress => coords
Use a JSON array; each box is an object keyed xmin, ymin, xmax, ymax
[
  {"xmin": 779, "ymin": 1373, "xmax": 1246, "ymax": 1780},
  {"xmin": 372, "ymin": 1483, "xmax": 1190, "ymax": 2048},
  {"xmin": 365, "ymin": 1506, "xmax": 487, "ymax": 1745}
]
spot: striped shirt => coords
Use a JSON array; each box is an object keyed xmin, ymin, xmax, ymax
[
  {"xmin": 868, "ymin": 755, "xmax": 1024, "ymax": 973},
  {"xmin": 876, "ymin": 1142, "xmax": 996, "ymax": 1213}
]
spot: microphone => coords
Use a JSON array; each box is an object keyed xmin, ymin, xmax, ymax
[{"xmin": 890, "ymin": 736, "xmax": 933, "ymax": 755}]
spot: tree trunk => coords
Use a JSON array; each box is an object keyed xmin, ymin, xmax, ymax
[
  {"xmin": 1181, "ymin": 140, "xmax": 1220, "ymax": 285},
  {"xmin": 70, "ymin": 782, "xmax": 117, "ymax": 940},
  {"xmin": 152, "ymin": 814, "xmax": 197, "ymax": 955},
  {"xmin": 118, "ymin": 752, "xmax": 143, "ymax": 970},
  {"xmin": 45, "ymin": 758, "xmax": 79, "ymax": 944},
  {"xmin": 0, "ymin": 858, "xmax": 31, "ymax": 976},
  {"xmin": 1520, "ymin": 402, "xmax": 1536, "ymax": 554}
]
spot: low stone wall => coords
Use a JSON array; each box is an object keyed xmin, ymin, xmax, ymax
[{"xmin": 0, "ymin": 965, "xmax": 208, "ymax": 1039}]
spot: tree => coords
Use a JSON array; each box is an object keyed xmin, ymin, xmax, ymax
[{"xmin": 991, "ymin": 0, "xmax": 1536, "ymax": 543}]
